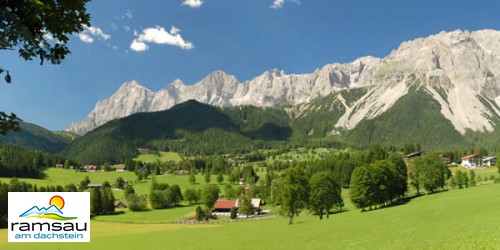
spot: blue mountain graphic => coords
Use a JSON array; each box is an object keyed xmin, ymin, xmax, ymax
[{"xmin": 19, "ymin": 204, "xmax": 64, "ymax": 218}]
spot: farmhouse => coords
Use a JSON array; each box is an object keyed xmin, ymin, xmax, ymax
[
  {"xmin": 174, "ymin": 170, "xmax": 189, "ymax": 175},
  {"xmin": 438, "ymin": 154, "xmax": 452, "ymax": 164},
  {"xmin": 461, "ymin": 154, "xmax": 480, "ymax": 169},
  {"xmin": 251, "ymin": 198, "xmax": 262, "ymax": 215},
  {"xmin": 404, "ymin": 152, "xmax": 423, "ymax": 161},
  {"xmin": 482, "ymin": 156, "xmax": 497, "ymax": 167},
  {"xmin": 87, "ymin": 183, "xmax": 102, "ymax": 189},
  {"xmin": 114, "ymin": 201, "xmax": 127, "ymax": 209},
  {"xmin": 84, "ymin": 165, "xmax": 97, "ymax": 172},
  {"xmin": 55, "ymin": 163, "xmax": 64, "ymax": 168},
  {"xmin": 235, "ymin": 198, "xmax": 262, "ymax": 215},
  {"xmin": 114, "ymin": 165, "xmax": 126, "ymax": 172},
  {"xmin": 213, "ymin": 200, "xmax": 236, "ymax": 216}
]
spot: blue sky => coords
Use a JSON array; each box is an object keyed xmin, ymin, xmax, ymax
[{"xmin": 1, "ymin": 0, "xmax": 500, "ymax": 131}]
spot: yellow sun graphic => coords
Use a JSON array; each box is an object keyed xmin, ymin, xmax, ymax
[{"xmin": 49, "ymin": 195, "xmax": 65, "ymax": 209}]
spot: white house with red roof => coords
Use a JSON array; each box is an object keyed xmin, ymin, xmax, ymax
[{"xmin": 461, "ymin": 154, "xmax": 480, "ymax": 169}]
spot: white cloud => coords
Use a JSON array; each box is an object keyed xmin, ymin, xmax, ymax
[
  {"xmin": 123, "ymin": 25, "xmax": 131, "ymax": 33},
  {"xmin": 170, "ymin": 26, "xmax": 181, "ymax": 35},
  {"xmin": 43, "ymin": 32, "xmax": 54, "ymax": 41},
  {"xmin": 271, "ymin": 0, "xmax": 284, "ymax": 8},
  {"xmin": 85, "ymin": 25, "xmax": 111, "ymax": 40},
  {"xmin": 79, "ymin": 33, "xmax": 94, "ymax": 43},
  {"xmin": 78, "ymin": 25, "xmax": 111, "ymax": 43},
  {"xmin": 182, "ymin": 0, "xmax": 203, "ymax": 8},
  {"xmin": 130, "ymin": 40, "xmax": 148, "ymax": 52},
  {"xmin": 126, "ymin": 9, "xmax": 133, "ymax": 19},
  {"xmin": 130, "ymin": 25, "xmax": 194, "ymax": 52},
  {"xmin": 271, "ymin": 0, "xmax": 300, "ymax": 9}
]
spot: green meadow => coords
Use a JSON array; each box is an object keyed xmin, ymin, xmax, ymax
[
  {"xmin": 450, "ymin": 165, "xmax": 498, "ymax": 180},
  {"xmin": 0, "ymin": 168, "xmax": 235, "ymax": 200},
  {"xmin": 0, "ymin": 168, "xmax": 137, "ymax": 188},
  {"xmin": 133, "ymin": 152, "xmax": 183, "ymax": 162},
  {"xmin": 1, "ymin": 183, "xmax": 499, "ymax": 249}
]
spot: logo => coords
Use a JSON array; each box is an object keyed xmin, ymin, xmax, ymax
[
  {"xmin": 8, "ymin": 192, "xmax": 90, "ymax": 242},
  {"xmin": 19, "ymin": 195, "xmax": 77, "ymax": 221}
]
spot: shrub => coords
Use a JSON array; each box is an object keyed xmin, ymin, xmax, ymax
[{"xmin": 127, "ymin": 194, "xmax": 148, "ymax": 211}]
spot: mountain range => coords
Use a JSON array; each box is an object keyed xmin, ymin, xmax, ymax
[
  {"xmin": 67, "ymin": 29, "xmax": 500, "ymax": 137},
  {"xmin": 1, "ymin": 29, "xmax": 499, "ymax": 163}
]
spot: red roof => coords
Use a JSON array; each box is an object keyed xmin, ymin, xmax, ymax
[
  {"xmin": 214, "ymin": 200, "xmax": 236, "ymax": 210},
  {"xmin": 462, "ymin": 154, "xmax": 479, "ymax": 160}
]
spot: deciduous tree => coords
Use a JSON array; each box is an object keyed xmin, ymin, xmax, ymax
[
  {"xmin": 116, "ymin": 177, "xmax": 125, "ymax": 189},
  {"xmin": 204, "ymin": 171, "xmax": 211, "ymax": 184},
  {"xmin": 216, "ymin": 172, "xmax": 224, "ymax": 185},
  {"xmin": 188, "ymin": 171, "xmax": 196, "ymax": 184},
  {"xmin": 201, "ymin": 184, "xmax": 220, "ymax": 209},
  {"xmin": 308, "ymin": 171, "xmax": 343, "ymax": 219},
  {"xmin": 279, "ymin": 166, "xmax": 309, "ymax": 224},
  {"xmin": 0, "ymin": 0, "xmax": 91, "ymax": 134},
  {"xmin": 238, "ymin": 194, "xmax": 254, "ymax": 218},
  {"xmin": 410, "ymin": 154, "xmax": 450, "ymax": 193},
  {"xmin": 184, "ymin": 188, "xmax": 199, "ymax": 204},
  {"xmin": 123, "ymin": 185, "xmax": 135, "ymax": 198}
]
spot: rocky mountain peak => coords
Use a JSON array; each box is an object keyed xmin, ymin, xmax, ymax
[{"xmin": 67, "ymin": 29, "xmax": 500, "ymax": 135}]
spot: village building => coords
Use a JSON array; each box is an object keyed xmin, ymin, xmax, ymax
[
  {"xmin": 404, "ymin": 152, "xmax": 423, "ymax": 161},
  {"xmin": 114, "ymin": 201, "xmax": 127, "ymax": 209},
  {"xmin": 461, "ymin": 154, "xmax": 481, "ymax": 169},
  {"xmin": 114, "ymin": 165, "xmax": 126, "ymax": 172},
  {"xmin": 482, "ymin": 156, "xmax": 497, "ymax": 167},
  {"xmin": 83, "ymin": 165, "xmax": 97, "ymax": 172},
  {"xmin": 213, "ymin": 200, "xmax": 236, "ymax": 216},
  {"xmin": 87, "ymin": 183, "xmax": 102, "ymax": 189},
  {"xmin": 174, "ymin": 169, "xmax": 189, "ymax": 175},
  {"xmin": 235, "ymin": 198, "xmax": 262, "ymax": 215},
  {"xmin": 438, "ymin": 154, "xmax": 452, "ymax": 165}
]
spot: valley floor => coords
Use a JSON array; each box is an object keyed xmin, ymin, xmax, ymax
[{"xmin": 1, "ymin": 183, "xmax": 499, "ymax": 249}]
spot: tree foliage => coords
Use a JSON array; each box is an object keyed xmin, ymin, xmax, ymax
[
  {"xmin": 90, "ymin": 186, "xmax": 115, "ymax": 216},
  {"xmin": 201, "ymin": 184, "xmax": 220, "ymax": 209},
  {"xmin": 0, "ymin": 0, "xmax": 91, "ymax": 134},
  {"xmin": 279, "ymin": 166, "xmax": 309, "ymax": 224},
  {"xmin": 216, "ymin": 172, "xmax": 224, "ymax": 185},
  {"xmin": 409, "ymin": 154, "xmax": 450, "ymax": 194},
  {"xmin": 308, "ymin": 171, "xmax": 343, "ymax": 219},
  {"xmin": 126, "ymin": 194, "xmax": 147, "ymax": 211},
  {"xmin": 0, "ymin": 112, "xmax": 20, "ymax": 135},
  {"xmin": 0, "ymin": 145, "xmax": 68, "ymax": 178},
  {"xmin": 1, "ymin": 0, "xmax": 91, "ymax": 67},
  {"xmin": 238, "ymin": 194, "xmax": 254, "ymax": 218},
  {"xmin": 183, "ymin": 188, "xmax": 199, "ymax": 204},
  {"xmin": 497, "ymin": 147, "xmax": 500, "ymax": 174},
  {"xmin": 350, "ymin": 160, "xmax": 407, "ymax": 210}
]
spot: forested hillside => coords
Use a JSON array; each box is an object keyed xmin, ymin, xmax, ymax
[
  {"xmin": 63, "ymin": 100, "xmax": 296, "ymax": 164},
  {"xmin": 343, "ymin": 90, "xmax": 471, "ymax": 149},
  {"xmin": 0, "ymin": 145, "xmax": 67, "ymax": 178},
  {"xmin": 0, "ymin": 122, "xmax": 71, "ymax": 153}
]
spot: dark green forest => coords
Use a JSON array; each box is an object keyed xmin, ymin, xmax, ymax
[
  {"xmin": 0, "ymin": 145, "xmax": 67, "ymax": 178},
  {"xmin": 0, "ymin": 122, "xmax": 71, "ymax": 153}
]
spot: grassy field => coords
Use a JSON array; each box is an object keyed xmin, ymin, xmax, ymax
[
  {"xmin": 1, "ymin": 183, "xmax": 499, "ymax": 249},
  {"xmin": 94, "ymin": 205, "xmax": 198, "ymax": 223},
  {"xmin": 133, "ymin": 152, "xmax": 183, "ymax": 162},
  {"xmin": 0, "ymin": 168, "xmax": 237, "ymax": 200},
  {"xmin": 0, "ymin": 168, "xmax": 137, "ymax": 188},
  {"xmin": 449, "ymin": 165, "xmax": 498, "ymax": 180}
]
